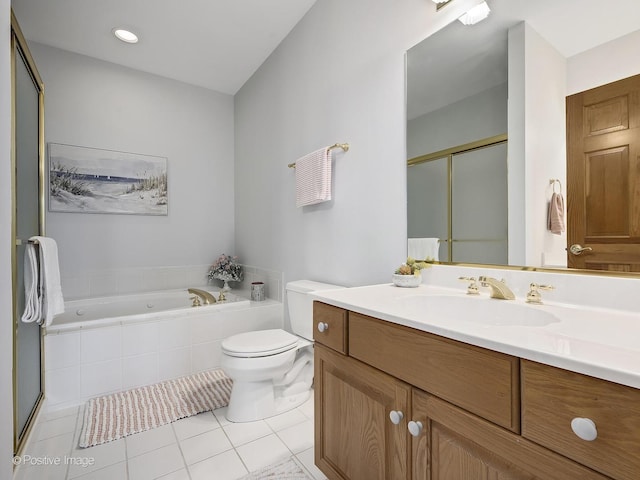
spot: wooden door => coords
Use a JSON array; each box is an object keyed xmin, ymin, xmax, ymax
[
  {"xmin": 567, "ymin": 74, "xmax": 640, "ymax": 271},
  {"xmin": 314, "ymin": 344, "xmax": 410, "ymax": 480},
  {"xmin": 411, "ymin": 390, "xmax": 610, "ymax": 480}
]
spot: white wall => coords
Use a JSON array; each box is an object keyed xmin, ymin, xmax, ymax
[
  {"xmin": 234, "ymin": 0, "xmax": 483, "ymax": 288},
  {"xmin": 407, "ymin": 82, "xmax": 508, "ymax": 159},
  {"xmin": 523, "ymin": 24, "xmax": 567, "ymax": 267},
  {"xmin": 508, "ymin": 23, "xmax": 566, "ymax": 267},
  {"xmin": 1, "ymin": 1, "xmax": 14, "ymax": 474},
  {"xmin": 567, "ymin": 29, "xmax": 640, "ymax": 96},
  {"xmin": 29, "ymin": 43, "xmax": 236, "ymax": 293}
]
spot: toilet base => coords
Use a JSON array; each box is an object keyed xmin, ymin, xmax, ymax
[{"xmin": 225, "ymin": 380, "xmax": 310, "ymax": 423}]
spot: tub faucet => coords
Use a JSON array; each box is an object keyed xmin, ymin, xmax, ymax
[
  {"xmin": 478, "ymin": 276, "xmax": 515, "ymax": 300},
  {"xmin": 188, "ymin": 288, "xmax": 216, "ymax": 305}
]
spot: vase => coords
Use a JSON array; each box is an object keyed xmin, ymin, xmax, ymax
[{"xmin": 213, "ymin": 272, "xmax": 241, "ymax": 292}]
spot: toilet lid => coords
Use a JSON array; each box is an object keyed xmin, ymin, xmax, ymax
[{"xmin": 222, "ymin": 329, "xmax": 299, "ymax": 358}]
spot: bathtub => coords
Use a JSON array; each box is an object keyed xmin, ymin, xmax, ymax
[
  {"xmin": 43, "ymin": 288, "xmax": 283, "ymax": 411},
  {"xmin": 48, "ymin": 288, "xmax": 249, "ymax": 332}
]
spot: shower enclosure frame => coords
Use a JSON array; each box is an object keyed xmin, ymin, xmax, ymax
[{"xmin": 11, "ymin": 10, "xmax": 46, "ymax": 456}]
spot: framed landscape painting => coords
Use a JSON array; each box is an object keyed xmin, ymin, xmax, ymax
[{"xmin": 48, "ymin": 143, "xmax": 168, "ymax": 215}]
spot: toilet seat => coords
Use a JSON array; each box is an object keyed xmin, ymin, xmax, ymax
[{"xmin": 222, "ymin": 329, "xmax": 299, "ymax": 358}]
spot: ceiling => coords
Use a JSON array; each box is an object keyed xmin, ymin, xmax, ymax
[
  {"xmin": 11, "ymin": 0, "xmax": 317, "ymax": 95},
  {"xmin": 407, "ymin": 0, "xmax": 640, "ymax": 120}
]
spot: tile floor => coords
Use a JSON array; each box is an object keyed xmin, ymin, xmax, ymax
[{"xmin": 14, "ymin": 394, "xmax": 327, "ymax": 480}]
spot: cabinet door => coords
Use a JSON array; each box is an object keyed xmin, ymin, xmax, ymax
[
  {"xmin": 315, "ymin": 344, "xmax": 410, "ymax": 480},
  {"xmin": 411, "ymin": 390, "xmax": 610, "ymax": 480}
]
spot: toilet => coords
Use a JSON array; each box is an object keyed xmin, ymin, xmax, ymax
[{"xmin": 220, "ymin": 280, "xmax": 342, "ymax": 423}]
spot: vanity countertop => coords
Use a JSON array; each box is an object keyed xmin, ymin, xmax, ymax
[{"xmin": 310, "ymin": 283, "xmax": 640, "ymax": 390}]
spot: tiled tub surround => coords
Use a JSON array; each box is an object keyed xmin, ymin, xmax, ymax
[
  {"xmin": 44, "ymin": 294, "xmax": 283, "ymax": 411},
  {"xmin": 61, "ymin": 264, "xmax": 285, "ymax": 302}
]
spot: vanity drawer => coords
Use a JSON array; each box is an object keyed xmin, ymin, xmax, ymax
[
  {"xmin": 522, "ymin": 360, "xmax": 640, "ymax": 480},
  {"xmin": 313, "ymin": 302, "xmax": 348, "ymax": 354},
  {"xmin": 349, "ymin": 313, "xmax": 520, "ymax": 431}
]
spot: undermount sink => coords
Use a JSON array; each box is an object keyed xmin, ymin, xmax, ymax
[{"xmin": 396, "ymin": 294, "xmax": 560, "ymax": 327}]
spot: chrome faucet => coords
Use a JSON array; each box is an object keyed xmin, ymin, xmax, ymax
[
  {"xmin": 188, "ymin": 288, "xmax": 216, "ymax": 305},
  {"xmin": 478, "ymin": 276, "xmax": 515, "ymax": 300}
]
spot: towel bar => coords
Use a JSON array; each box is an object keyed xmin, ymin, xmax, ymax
[
  {"xmin": 15, "ymin": 238, "xmax": 40, "ymax": 246},
  {"xmin": 288, "ymin": 143, "xmax": 349, "ymax": 168}
]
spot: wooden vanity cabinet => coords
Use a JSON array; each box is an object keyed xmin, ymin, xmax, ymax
[
  {"xmin": 411, "ymin": 390, "xmax": 609, "ymax": 480},
  {"xmin": 522, "ymin": 360, "xmax": 640, "ymax": 480},
  {"xmin": 314, "ymin": 302, "xmax": 614, "ymax": 480},
  {"xmin": 314, "ymin": 344, "xmax": 411, "ymax": 480}
]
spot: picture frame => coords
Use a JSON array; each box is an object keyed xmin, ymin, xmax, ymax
[{"xmin": 48, "ymin": 143, "xmax": 168, "ymax": 216}]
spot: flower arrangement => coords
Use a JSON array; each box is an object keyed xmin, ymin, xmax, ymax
[
  {"xmin": 395, "ymin": 257, "xmax": 430, "ymax": 277},
  {"xmin": 208, "ymin": 254, "xmax": 243, "ymax": 283}
]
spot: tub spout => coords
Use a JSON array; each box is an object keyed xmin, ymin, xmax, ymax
[{"xmin": 188, "ymin": 288, "xmax": 216, "ymax": 305}]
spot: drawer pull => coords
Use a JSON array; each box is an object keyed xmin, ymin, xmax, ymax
[
  {"xmin": 317, "ymin": 322, "xmax": 329, "ymax": 333},
  {"xmin": 389, "ymin": 410, "xmax": 404, "ymax": 425},
  {"xmin": 571, "ymin": 417, "xmax": 598, "ymax": 441},
  {"xmin": 408, "ymin": 420, "xmax": 423, "ymax": 437}
]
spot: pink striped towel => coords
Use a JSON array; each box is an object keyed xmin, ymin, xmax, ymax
[{"xmin": 295, "ymin": 147, "xmax": 332, "ymax": 207}]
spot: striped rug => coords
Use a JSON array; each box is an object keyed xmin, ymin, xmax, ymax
[
  {"xmin": 78, "ymin": 369, "xmax": 232, "ymax": 448},
  {"xmin": 241, "ymin": 457, "xmax": 313, "ymax": 480}
]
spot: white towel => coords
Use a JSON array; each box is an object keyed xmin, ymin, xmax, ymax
[
  {"xmin": 408, "ymin": 238, "xmax": 440, "ymax": 261},
  {"xmin": 295, "ymin": 147, "xmax": 332, "ymax": 207},
  {"xmin": 21, "ymin": 236, "xmax": 64, "ymax": 326}
]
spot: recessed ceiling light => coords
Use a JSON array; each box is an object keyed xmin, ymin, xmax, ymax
[
  {"xmin": 458, "ymin": 1, "xmax": 491, "ymax": 25},
  {"xmin": 113, "ymin": 28, "xmax": 139, "ymax": 44}
]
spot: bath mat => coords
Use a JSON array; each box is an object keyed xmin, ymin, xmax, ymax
[
  {"xmin": 78, "ymin": 369, "xmax": 232, "ymax": 448},
  {"xmin": 241, "ymin": 457, "xmax": 313, "ymax": 480}
]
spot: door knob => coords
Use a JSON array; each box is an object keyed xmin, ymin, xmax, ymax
[
  {"xmin": 569, "ymin": 244, "xmax": 593, "ymax": 256},
  {"xmin": 408, "ymin": 420, "xmax": 423, "ymax": 437},
  {"xmin": 389, "ymin": 410, "xmax": 404, "ymax": 425},
  {"xmin": 317, "ymin": 322, "xmax": 329, "ymax": 333}
]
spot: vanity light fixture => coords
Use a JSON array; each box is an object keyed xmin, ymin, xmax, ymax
[
  {"xmin": 458, "ymin": 1, "xmax": 491, "ymax": 25},
  {"xmin": 432, "ymin": 0, "xmax": 454, "ymax": 11},
  {"xmin": 113, "ymin": 28, "xmax": 139, "ymax": 44}
]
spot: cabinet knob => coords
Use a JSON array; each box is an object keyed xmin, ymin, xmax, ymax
[
  {"xmin": 408, "ymin": 420, "xmax": 423, "ymax": 437},
  {"xmin": 317, "ymin": 322, "xmax": 329, "ymax": 333},
  {"xmin": 571, "ymin": 417, "xmax": 598, "ymax": 441},
  {"xmin": 389, "ymin": 410, "xmax": 404, "ymax": 425}
]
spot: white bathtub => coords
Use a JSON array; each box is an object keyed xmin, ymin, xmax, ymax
[
  {"xmin": 48, "ymin": 288, "xmax": 249, "ymax": 332},
  {"xmin": 43, "ymin": 288, "xmax": 283, "ymax": 411}
]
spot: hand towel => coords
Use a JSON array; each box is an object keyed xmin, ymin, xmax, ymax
[
  {"xmin": 295, "ymin": 147, "xmax": 332, "ymax": 207},
  {"xmin": 547, "ymin": 192, "xmax": 565, "ymax": 235},
  {"xmin": 408, "ymin": 237, "xmax": 440, "ymax": 261},
  {"xmin": 21, "ymin": 236, "xmax": 65, "ymax": 326}
]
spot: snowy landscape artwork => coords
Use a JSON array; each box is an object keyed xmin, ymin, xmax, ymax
[{"xmin": 48, "ymin": 143, "xmax": 168, "ymax": 215}]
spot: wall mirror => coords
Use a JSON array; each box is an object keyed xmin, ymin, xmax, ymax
[{"xmin": 406, "ymin": 0, "xmax": 640, "ymax": 274}]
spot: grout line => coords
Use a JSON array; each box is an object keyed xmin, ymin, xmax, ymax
[{"xmin": 171, "ymin": 422, "xmax": 193, "ymax": 480}]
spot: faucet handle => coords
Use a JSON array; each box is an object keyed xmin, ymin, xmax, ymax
[
  {"xmin": 526, "ymin": 283, "xmax": 555, "ymax": 305},
  {"xmin": 190, "ymin": 295, "xmax": 201, "ymax": 307},
  {"xmin": 218, "ymin": 291, "xmax": 226, "ymax": 302},
  {"xmin": 458, "ymin": 276, "xmax": 480, "ymax": 295}
]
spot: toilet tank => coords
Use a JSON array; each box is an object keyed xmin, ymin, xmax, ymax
[{"xmin": 286, "ymin": 280, "xmax": 344, "ymax": 340}]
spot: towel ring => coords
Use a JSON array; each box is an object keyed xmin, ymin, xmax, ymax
[{"xmin": 550, "ymin": 179, "xmax": 562, "ymax": 194}]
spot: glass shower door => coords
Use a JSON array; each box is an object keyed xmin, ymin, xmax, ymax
[
  {"xmin": 12, "ymin": 14, "xmax": 45, "ymax": 453},
  {"xmin": 451, "ymin": 143, "xmax": 508, "ymax": 264}
]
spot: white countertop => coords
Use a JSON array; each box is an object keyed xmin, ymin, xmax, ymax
[{"xmin": 311, "ymin": 283, "xmax": 640, "ymax": 390}]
